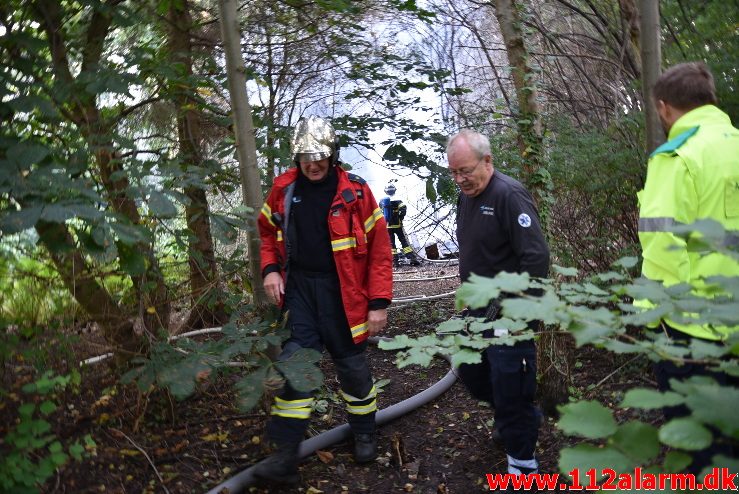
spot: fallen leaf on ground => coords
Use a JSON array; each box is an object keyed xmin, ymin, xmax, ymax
[{"xmin": 316, "ymin": 450, "xmax": 334, "ymax": 463}]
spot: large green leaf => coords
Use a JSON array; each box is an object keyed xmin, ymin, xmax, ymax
[
  {"xmin": 621, "ymin": 388, "xmax": 685, "ymax": 410},
  {"xmin": 158, "ymin": 357, "xmax": 212, "ymax": 400},
  {"xmin": 274, "ymin": 348, "xmax": 323, "ymax": 393},
  {"xmin": 559, "ymin": 444, "xmax": 633, "ymax": 480},
  {"xmin": 456, "ymin": 272, "xmax": 533, "ymax": 310},
  {"xmin": 663, "ymin": 450, "xmax": 692, "ymax": 473},
  {"xmin": 9, "ymin": 141, "xmax": 50, "ymax": 168},
  {"xmin": 502, "ymin": 291, "xmax": 567, "ymax": 325},
  {"xmin": 148, "ymin": 191, "xmax": 178, "ymax": 218},
  {"xmin": 684, "ymin": 382, "xmax": 739, "ymax": 438},
  {"xmin": 449, "ymin": 348, "xmax": 482, "ymax": 368},
  {"xmin": 118, "ymin": 243, "xmax": 147, "ymax": 275},
  {"xmin": 658, "ymin": 418, "xmax": 712, "ymax": 450},
  {"xmin": 0, "ymin": 206, "xmax": 42, "ymax": 233},
  {"xmin": 111, "ymin": 221, "xmax": 151, "ymax": 244},
  {"xmin": 378, "ymin": 335, "xmax": 414, "ymax": 350},
  {"xmin": 610, "ymin": 421, "xmax": 660, "ymax": 463},
  {"xmin": 557, "ymin": 400, "xmax": 617, "ymax": 439},
  {"xmin": 235, "ymin": 367, "xmax": 268, "ymax": 412}
]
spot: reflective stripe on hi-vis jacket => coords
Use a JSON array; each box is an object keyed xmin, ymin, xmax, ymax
[{"xmin": 637, "ymin": 104, "xmax": 739, "ymax": 340}]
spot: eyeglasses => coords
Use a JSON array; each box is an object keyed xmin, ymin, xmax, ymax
[{"xmin": 448, "ymin": 157, "xmax": 485, "ymax": 179}]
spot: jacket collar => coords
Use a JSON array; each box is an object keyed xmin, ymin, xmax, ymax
[{"xmin": 669, "ymin": 105, "xmax": 730, "ymax": 139}]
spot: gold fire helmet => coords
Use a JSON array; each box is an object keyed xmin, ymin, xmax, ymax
[{"xmin": 290, "ymin": 116, "xmax": 338, "ymax": 164}]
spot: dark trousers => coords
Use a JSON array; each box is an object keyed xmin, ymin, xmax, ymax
[
  {"xmin": 654, "ymin": 324, "xmax": 737, "ymax": 474},
  {"xmin": 388, "ymin": 227, "xmax": 413, "ymax": 256},
  {"xmin": 457, "ymin": 309, "xmax": 540, "ymax": 461},
  {"xmin": 267, "ymin": 269, "xmax": 375, "ymax": 446}
]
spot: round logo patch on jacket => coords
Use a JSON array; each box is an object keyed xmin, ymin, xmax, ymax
[{"xmin": 518, "ymin": 213, "xmax": 532, "ymax": 228}]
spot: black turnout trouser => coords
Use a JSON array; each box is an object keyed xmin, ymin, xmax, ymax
[
  {"xmin": 266, "ymin": 269, "xmax": 376, "ymax": 447},
  {"xmin": 654, "ymin": 324, "xmax": 737, "ymax": 474},
  {"xmin": 388, "ymin": 227, "xmax": 413, "ymax": 257},
  {"xmin": 456, "ymin": 307, "xmax": 540, "ymax": 462}
]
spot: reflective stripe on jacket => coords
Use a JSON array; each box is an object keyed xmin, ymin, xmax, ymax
[
  {"xmin": 258, "ymin": 167, "xmax": 393, "ymax": 343},
  {"xmin": 637, "ymin": 104, "xmax": 739, "ymax": 340}
]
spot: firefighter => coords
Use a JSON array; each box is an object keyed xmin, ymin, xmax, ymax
[
  {"xmin": 637, "ymin": 62, "xmax": 739, "ymax": 473},
  {"xmin": 379, "ymin": 182, "xmax": 421, "ymax": 267},
  {"xmin": 255, "ymin": 116, "xmax": 393, "ymax": 484}
]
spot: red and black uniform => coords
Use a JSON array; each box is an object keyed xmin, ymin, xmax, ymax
[{"xmin": 258, "ymin": 165, "xmax": 392, "ymax": 446}]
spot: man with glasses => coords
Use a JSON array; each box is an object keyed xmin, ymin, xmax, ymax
[{"xmin": 447, "ymin": 129, "xmax": 549, "ymax": 491}]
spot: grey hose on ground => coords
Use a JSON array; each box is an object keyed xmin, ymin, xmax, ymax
[{"xmin": 204, "ymin": 337, "xmax": 456, "ymax": 494}]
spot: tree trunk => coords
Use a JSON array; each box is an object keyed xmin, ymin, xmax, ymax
[
  {"xmin": 168, "ymin": 0, "xmax": 227, "ymax": 329},
  {"xmin": 638, "ymin": 0, "xmax": 664, "ymax": 153},
  {"xmin": 491, "ymin": 0, "xmax": 547, "ymax": 213},
  {"xmin": 36, "ymin": 221, "xmax": 143, "ymax": 359},
  {"xmin": 34, "ymin": 0, "xmax": 170, "ymax": 342},
  {"xmin": 491, "ymin": 0, "xmax": 571, "ymax": 415},
  {"xmin": 218, "ymin": 0, "xmax": 268, "ymax": 309}
]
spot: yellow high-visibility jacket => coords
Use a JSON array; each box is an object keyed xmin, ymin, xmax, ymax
[{"xmin": 637, "ymin": 105, "xmax": 739, "ymax": 340}]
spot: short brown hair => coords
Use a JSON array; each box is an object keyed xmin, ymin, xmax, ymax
[{"xmin": 653, "ymin": 62, "xmax": 718, "ymax": 111}]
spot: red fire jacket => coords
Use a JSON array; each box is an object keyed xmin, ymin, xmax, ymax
[{"xmin": 258, "ymin": 166, "xmax": 393, "ymax": 343}]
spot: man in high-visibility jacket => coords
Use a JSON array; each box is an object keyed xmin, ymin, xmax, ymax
[{"xmin": 637, "ymin": 61, "xmax": 739, "ymax": 473}]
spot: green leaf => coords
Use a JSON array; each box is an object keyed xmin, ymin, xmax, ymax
[
  {"xmin": 502, "ymin": 291, "xmax": 567, "ymax": 325},
  {"xmin": 158, "ymin": 357, "xmax": 211, "ymax": 400},
  {"xmin": 621, "ymin": 388, "xmax": 685, "ymax": 409},
  {"xmin": 235, "ymin": 367, "xmax": 268, "ymax": 412},
  {"xmin": 610, "ymin": 421, "xmax": 659, "ymax": 463},
  {"xmin": 557, "ymin": 400, "xmax": 617, "ymax": 439},
  {"xmin": 50, "ymin": 451, "xmax": 67, "ymax": 466},
  {"xmin": 275, "ymin": 348, "xmax": 323, "ymax": 393},
  {"xmin": 559, "ymin": 444, "xmax": 633, "ymax": 480},
  {"xmin": 378, "ymin": 335, "xmax": 414, "ymax": 350},
  {"xmin": 456, "ymin": 272, "xmax": 533, "ymax": 309},
  {"xmin": 18, "ymin": 403, "xmax": 35, "ymax": 418},
  {"xmin": 397, "ymin": 347, "xmax": 435, "ymax": 368},
  {"xmin": 111, "ymin": 221, "xmax": 151, "ymax": 244},
  {"xmin": 9, "ymin": 142, "xmax": 50, "ymax": 168},
  {"xmin": 69, "ymin": 442, "xmax": 85, "ymax": 461},
  {"xmin": 435, "ymin": 319, "xmax": 466, "ymax": 334},
  {"xmin": 0, "ymin": 206, "xmax": 43, "ymax": 234},
  {"xmin": 552, "ymin": 264, "xmax": 578, "ymax": 277},
  {"xmin": 663, "ymin": 450, "xmax": 692, "ymax": 473},
  {"xmin": 689, "ymin": 338, "xmax": 729, "ymax": 359},
  {"xmin": 613, "ymin": 256, "xmax": 639, "ymax": 269},
  {"xmin": 148, "ymin": 191, "xmax": 178, "ymax": 218},
  {"xmin": 684, "ymin": 382, "xmax": 739, "ymax": 438},
  {"xmin": 39, "ymin": 400, "xmax": 56, "ymax": 416},
  {"xmin": 425, "ymin": 177, "xmax": 437, "ymax": 203},
  {"xmin": 118, "ymin": 243, "xmax": 147, "ymax": 275},
  {"xmin": 658, "ymin": 418, "xmax": 712, "ymax": 450},
  {"xmin": 449, "ymin": 348, "xmax": 482, "ymax": 368}
]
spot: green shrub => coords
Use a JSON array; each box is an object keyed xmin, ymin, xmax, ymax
[{"xmin": 0, "ymin": 370, "xmax": 96, "ymax": 493}]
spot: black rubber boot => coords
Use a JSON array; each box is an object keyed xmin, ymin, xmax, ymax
[
  {"xmin": 393, "ymin": 254, "xmax": 401, "ymax": 268},
  {"xmin": 353, "ymin": 432, "xmax": 377, "ymax": 463},
  {"xmin": 408, "ymin": 255, "xmax": 421, "ymax": 266},
  {"xmin": 252, "ymin": 443, "xmax": 300, "ymax": 484}
]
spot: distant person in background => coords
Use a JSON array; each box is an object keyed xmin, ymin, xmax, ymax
[
  {"xmin": 379, "ymin": 182, "xmax": 421, "ymax": 267},
  {"xmin": 637, "ymin": 61, "xmax": 739, "ymax": 474},
  {"xmin": 255, "ymin": 115, "xmax": 393, "ymax": 484},
  {"xmin": 447, "ymin": 129, "xmax": 549, "ymax": 491}
]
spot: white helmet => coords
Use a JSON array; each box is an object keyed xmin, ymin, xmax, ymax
[
  {"xmin": 290, "ymin": 116, "xmax": 338, "ymax": 164},
  {"xmin": 384, "ymin": 183, "xmax": 397, "ymax": 196}
]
